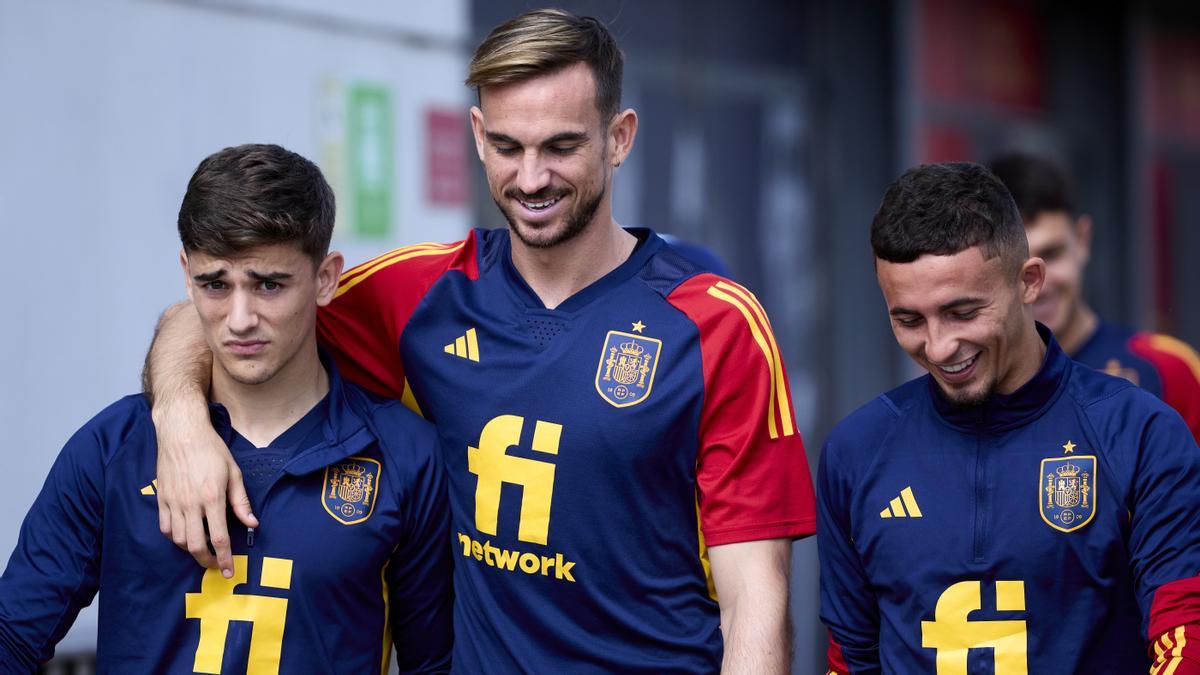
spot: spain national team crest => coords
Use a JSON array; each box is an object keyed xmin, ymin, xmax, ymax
[
  {"xmin": 594, "ymin": 330, "xmax": 662, "ymax": 408},
  {"xmin": 1039, "ymin": 454, "xmax": 1097, "ymax": 533},
  {"xmin": 322, "ymin": 457, "xmax": 381, "ymax": 525}
]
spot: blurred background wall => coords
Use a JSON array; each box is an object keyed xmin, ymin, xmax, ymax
[{"xmin": 2, "ymin": 1, "xmax": 1199, "ymax": 673}]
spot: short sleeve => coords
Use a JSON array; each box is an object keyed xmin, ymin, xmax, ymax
[{"xmin": 667, "ymin": 274, "xmax": 816, "ymax": 546}]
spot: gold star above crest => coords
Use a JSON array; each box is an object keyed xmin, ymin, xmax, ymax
[
  {"xmin": 631, "ymin": 321, "xmax": 646, "ymax": 333},
  {"xmin": 1062, "ymin": 440, "xmax": 1076, "ymax": 454}
]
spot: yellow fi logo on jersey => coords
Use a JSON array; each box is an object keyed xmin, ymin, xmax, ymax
[
  {"xmin": 186, "ymin": 555, "xmax": 293, "ymax": 674},
  {"xmin": 922, "ymin": 580, "xmax": 1028, "ymax": 674},
  {"xmin": 463, "ymin": 414, "xmax": 578, "ymax": 583}
]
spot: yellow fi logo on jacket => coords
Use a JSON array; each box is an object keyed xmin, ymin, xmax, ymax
[
  {"xmin": 922, "ymin": 580, "xmax": 1028, "ymax": 674},
  {"xmin": 185, "ymin": 555, "xmax": 293, "ymax": 674},
  {"xmin": 459, "ymin": 414, "xmax": 577, "ymax": 582}
]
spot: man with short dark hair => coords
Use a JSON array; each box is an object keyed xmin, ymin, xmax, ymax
[
  {"xmin": 819, "ymin": 162, "xmax": 1200, "ymax": 673},
  {"xmin": 0, "ymin": 144, "xmax": 452, "ymax": 673},
  {"xmin": 988, "ymin": 151, "xmax": 1200, "ymax": 442},
  {"xmin": 144, "ymin": 9, "xmax": 814, "ymax": 674}
]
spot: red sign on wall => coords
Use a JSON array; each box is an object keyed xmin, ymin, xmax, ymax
[
  {"xmin": 918, "ymin": 0, "xmax": 1045, "ymax": 114},
  {"xmin": 426, "ymin": 108, "xmax": 468, "ymax": 206},
  {"xmin": 1144, "ymin": 31, "xmax": 1200, "ymax": 144}
]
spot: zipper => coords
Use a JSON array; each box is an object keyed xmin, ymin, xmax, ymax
[{"xmin": 973, "ymin": 409, "xmax": 988, "ymax": 563}]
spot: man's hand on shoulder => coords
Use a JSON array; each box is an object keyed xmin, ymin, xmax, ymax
[
  {"xmin": 145, "ymin": 300, "xmax": 257, "ymax": 578},
  {"xmin": 152, "ymin": 397, "xmax": 255, "ymax": 578}
]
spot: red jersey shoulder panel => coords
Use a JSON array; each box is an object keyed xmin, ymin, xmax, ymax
[
  {"xmin": 318, "ymin": 235, "xmax": 478, "ymax": 402},
  {"xmin": 666, "ymin": 273, "xmax": 816, "ymax": 546},
  {"xmin": 1129, "ymin": 332, "xmax": 1200, "ymax": 443}
]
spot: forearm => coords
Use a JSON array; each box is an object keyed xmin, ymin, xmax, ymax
[
  {"xmin": 711, "ymin": 539, "xmax": 792, "ymax": 675},
  {"xmin": 143, "ymin": 300, "xmax": 211, "ymax": 409},
  {"xmin": 720, "ymin": 583, "xmax": 790, "ymax": 674}
]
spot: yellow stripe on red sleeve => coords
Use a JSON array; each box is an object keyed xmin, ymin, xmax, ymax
[
  {"xmin": 1150, "ymin": 626, "xmax": 1200, "ymax": 675},
  {"xmin": 667, "ymin": 273, "xmax": 816, "ymax": 547},
  {"xmin": 318, "ymin": 233, "xmax": 477, "ymax": 402},
  {"xmin": 1130, "ymin": 332, "xmax": 1200, "ymax": 443}
]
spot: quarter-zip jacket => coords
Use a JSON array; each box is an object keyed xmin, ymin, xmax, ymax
[
  {"xmin": 820, "ymin": 325, "xmax": 1200, "ymax": 673},
  {"xmin": 0, "ymin": 359, "xmax": 452, "ymax": 673}
]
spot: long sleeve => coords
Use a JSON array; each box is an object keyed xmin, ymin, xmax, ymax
[
  {"xmin": 817, "ymin": 439, "xmax": 881, "ymax": 675},
  {"xmin": 385, "ymin": 428, "xmax": 454, "ymax": 674},
  {"xmin": 0, "ymin": 422, "xmax": 108, "ymax": 672}
]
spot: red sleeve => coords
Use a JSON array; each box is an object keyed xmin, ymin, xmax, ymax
[
  {"xmin": 826, "ymin": 631, "xmax": 851, "ymax": 675},
  {"xmin": 1130, "ymin": 332, "xmax": 1200, "ymax": 444},
  {"xmin": 317, "ymin": 235, "xmax": 478, "ymax": 403},
  {"xmin": 666, "ymin": 273, "xmax": 816, "ymax": 546},
  {"xmin": 1147, "ymin": 578, "xmax": 1200, "ymax": 673}
]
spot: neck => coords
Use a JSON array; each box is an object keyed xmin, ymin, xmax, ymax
[
  {"xmin": 210, "ymin": 340, "xmax": 329, "ymax": 447},
  {"xmin": 998, "ymin": 319, "xmax": 1049, "ymax": 395},
  {"xmin": 509, "ymin": 211, "xmax": 637, "ymax": 309},
  {"xmin": 1055, "ymin": 303, "xmax": 1098, "ymax": 356}
]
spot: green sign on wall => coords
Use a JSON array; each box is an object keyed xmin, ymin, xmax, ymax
[{"xmin": 347, "ymin": 83, "xmax": 394, "ymax": 238}]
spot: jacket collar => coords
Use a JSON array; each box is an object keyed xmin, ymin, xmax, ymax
[
  {"xmin": 930, "ymin": 322, "xmax": 1069, "ymax": 433},
  {"xmin": 207, "ymin": 349, "xmax": 376, "ymax": 475}
]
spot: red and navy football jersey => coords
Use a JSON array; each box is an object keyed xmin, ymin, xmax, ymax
[
  {"xmin": 819, "ymin": 326, "xmax": 1200, "ymax": 674},
  {"xmin": 1073, "ymin": 319, "xmax": 1200, "ymax": 443},
  {"xmin": 319, "ymin": 228, "xmax": 816, "ymax": 672}
]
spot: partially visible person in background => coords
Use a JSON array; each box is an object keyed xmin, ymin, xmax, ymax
[
  {"xmin": 0, "ymin": 144, "xmax": 452, "ymax": 673},
  {"xmin": 990, "ymin": 151, "xmax": 1200, "ymax": 441},
  {"xmin": 660, "ymin": 233, "xmax": 735, "ymax": 279}
]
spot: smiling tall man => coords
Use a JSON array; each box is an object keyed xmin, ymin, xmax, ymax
[
  {"xmin": 819, "ymin": 163, "xmax": 1200, "ymax": 674},
  {"xmin": 144, "ymin": 10, "xmax": 815, "ymax": 673}
]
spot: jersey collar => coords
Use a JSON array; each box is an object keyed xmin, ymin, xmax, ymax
[
  {"xmin": 497, "ymin": 227, "xmax": 663, "ymax": 313},
  {"xmin": 206, "ymin": 349, "xmax": 376, "ymax": 475}
]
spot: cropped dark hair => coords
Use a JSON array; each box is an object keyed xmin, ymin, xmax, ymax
[
  {"xmin": 871, "ymin": 162, "xmax": 1028, "ymax": 268},
  {"xmin": 177, "ymin": 144, "xmax": 335, "ymax": 263},
  {"xmin": 466, "ymin": 8, "xmax": 624, "ymax": 121},
  {"xmin": 987, "ymin": 151, "xmax": 1076, "ymax": 221}
]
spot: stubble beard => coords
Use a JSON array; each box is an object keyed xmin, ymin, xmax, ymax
[
  {"xmin": 937, "ymin": 375, "xmax": 996, "ymax": 409},
  {"xmin": 497, "ymin": 183, "xmax": 607, "ymax": 250}
]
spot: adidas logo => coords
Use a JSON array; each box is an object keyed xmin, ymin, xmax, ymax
[
  {"xmin": 880, "ymin": 486, "xmax": 922, "ymax": 518},
  {"xmin": 444, "ymin": 328, "xmax": 480, "ymax": 362},
  {"xmin": 141, "ymin": 479, "xmax": 159, "ymax": 496}
]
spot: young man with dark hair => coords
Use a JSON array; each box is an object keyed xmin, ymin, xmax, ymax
[
  {"xmin": 989, "ymin": 151, "xmax": 1200, "ymax": 441},
  {"xmin": 145, "ymin": 9, "xmax": 815, "ymax": 673},
  {"xmin": 0, "ymin": 144, "xmax": 452, "ymax": 673},
  {"xmin": 819, "ymin": 162, "xmax": 1200, "ymax": 673}
]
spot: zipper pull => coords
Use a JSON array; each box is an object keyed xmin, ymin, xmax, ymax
[{"xmin": 246, "ymin": 527, "xmax": 255, "ymax": 548}]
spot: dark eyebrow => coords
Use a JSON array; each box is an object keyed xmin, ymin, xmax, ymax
[
  {"xmin": 889, "ymin": 297, "xmax": 986, "ymax": 317},
  {"xmin": 193, "ymin": 270, "xmax": 225, "ymax": 282},
  {"xmin": 484, "ymin": 131, "xmax": 589, "ymax": 147},
  {"xmin": 939, "ymin": 297, "xmax": 985, "ymax": 313},
  {"xmin": 542, "ymin": 132, "xmax": 589, "ymax": 146},
  {"xmin": 485, "ymin": 131, "xmax": 519, "ymax": 145},
  {"xmin": 248, "ymin": 271, "xmax": 292, "ymax": 282}
]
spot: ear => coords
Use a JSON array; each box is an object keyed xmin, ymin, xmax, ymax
[
  {"xmin": 607, "ymin": 108, "xmax": 638, "ymax": 168},
  {"xmin": 1075, "ymin": 214, "xmax": 1094, "ymax": 266},
  {"xmin": 1018, "ymin": 256, "xmax": 1046, "ymax": 306},
  {"xmin": 469, "ymin": 106, "xmax": 487, "ymax": 163},
  {"xmin": 315, "ymin": 251, "xmax": 345, "ymax": 307},
  {"xmin": 180, "ymin": 249, "xmax": 194, "ymax": 303}
]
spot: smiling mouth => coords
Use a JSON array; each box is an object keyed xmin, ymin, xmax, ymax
[
  {"xmin": 938, "ymin": 353, "xmax": 978, "ymax": 375},
  {"xmin": 518, "ymin": 196, "xmax": 562, "ymax": 212}
]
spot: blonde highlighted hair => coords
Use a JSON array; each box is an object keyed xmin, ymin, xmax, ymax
[{"xmin": 466, "ymin": 8, "xmax": 624, "ymax": 120}]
